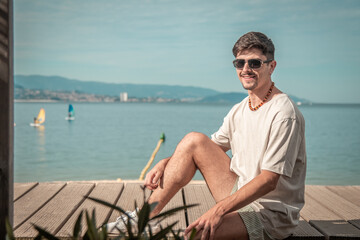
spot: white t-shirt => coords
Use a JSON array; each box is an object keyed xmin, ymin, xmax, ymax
[{"xmin": 211, "ymin": 94, "xmax": 306, "ymax": 239}]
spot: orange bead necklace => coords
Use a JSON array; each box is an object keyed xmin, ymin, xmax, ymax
[{"xmin": 248, "ymin": 82, "xmax": 274, "ymax": 111}]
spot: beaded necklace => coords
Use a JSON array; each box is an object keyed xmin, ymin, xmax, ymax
[{"xmin": 248, "ymin": 82, "xmax": 274, "ymax": 111}]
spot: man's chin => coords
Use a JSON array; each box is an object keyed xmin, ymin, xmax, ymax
[{"xmin": 241, "ymin": 82, "xmax": 257, "ymax": 91}]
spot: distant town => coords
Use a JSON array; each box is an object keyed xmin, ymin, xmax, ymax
[{"xmin": 14, "ymin": 87, "xmax": 183, "ymax": 103}]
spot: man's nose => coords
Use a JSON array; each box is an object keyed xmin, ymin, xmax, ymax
[{"xmin": 242, "ymin": 62, "xmax": 252, "ymax": 72}]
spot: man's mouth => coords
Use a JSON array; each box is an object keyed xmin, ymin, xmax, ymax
[{"xmin": 240, "ymin": 74, "xmax": 256, "ymax": 79}]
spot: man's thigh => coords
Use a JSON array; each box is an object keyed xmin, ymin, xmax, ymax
[
  {"xmin": 190, "ymin": 132, "xmax": 237, "ymax": 202},
  {"xmin": 194, "ymin": 212, "xmax": 249, "ymax": 240}
]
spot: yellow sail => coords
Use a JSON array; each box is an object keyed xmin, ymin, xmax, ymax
[{"xmin": 35, "ymin": 108, "xmax": 45, "ymax": 124}]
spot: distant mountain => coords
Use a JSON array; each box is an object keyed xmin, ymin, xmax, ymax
[
  {"xmin": 14, "ymin": 75, "xmax": 219, "ymax": 99},
  {"xmin": 198, "ymin": 92, "xmax": 310, "ymax": 105},
  {"xmin": 14, "ymin": 75, "xmax": 310, "ymax": 104}
]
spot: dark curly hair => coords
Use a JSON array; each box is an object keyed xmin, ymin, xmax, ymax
[{"xmin": 232, "ymin": 32, "xmax": 275, "ymax": 59}]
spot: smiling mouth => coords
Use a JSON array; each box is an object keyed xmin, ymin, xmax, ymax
[{"xmin": 241, "ymin": 74, "xmax": 256, "ymax": 79}]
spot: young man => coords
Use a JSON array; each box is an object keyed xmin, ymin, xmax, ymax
[{"xmin": 108, "ymin": 32, "xmax": 306, "ymax": 240}]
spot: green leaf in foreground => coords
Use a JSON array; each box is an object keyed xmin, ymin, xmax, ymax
[
  {"xmin": 5, "ymin": 218, "xmax": 15, "ymax": 240},
  {"xmin": 189, "ymin": 228, "xmax": 197, "ymax": 240},
  {"xmin": 85, "ymin": 210, "xmax": 98, "ymax": 240},
  {"xmin": 72, "ymin": 210, "xmax": 83, "ymax": 239},
  {"xmin": 151, "ymin": 204, "xmax": 198, "ymax": 221},
  {"xmin": 151, "ymin": 221, "xmax": 177, "ymax": 240},
  {"xmin": 86, "ymin": 196, "xmax": 131, "ymax": 220},
  {"xmin": 137, "ymin": 202, "xmax": 150, "ymax": 234},
  {"xmin": 33, "ymin": 224, "xmax": 60, "ymax": 240}
]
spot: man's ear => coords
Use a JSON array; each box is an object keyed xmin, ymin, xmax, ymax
[{"xmin": 270, "ymin": 60, "xmax": 277, "ymax": 75}]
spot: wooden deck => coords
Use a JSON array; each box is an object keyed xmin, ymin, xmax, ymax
[{"xmin": 13, "ymin": 181, "xmax": 360, "ymax": 239}]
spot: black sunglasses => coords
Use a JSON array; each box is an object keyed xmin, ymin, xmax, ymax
[{"xmin": 233, "ymin": 58, "xmax": 273, "ymax": 69}]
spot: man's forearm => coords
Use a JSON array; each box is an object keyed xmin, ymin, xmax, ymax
[
  {"xmin": 214, "ymin": 170, "xmax": 280, "ymax": 216},
  {"xmin": 160, "ymin": 156, "xmax": 171, "ymax": 166}
]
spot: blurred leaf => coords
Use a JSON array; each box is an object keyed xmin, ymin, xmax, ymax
[
  {"xmin": 99, "ymin": 225, "xmax": 108, "ymax": 240},
  {"xmin": 83, "ymin": 233, "xmax": 90, "ymax": 240},
  {"xmin": 73, "ymin": 211, "xmax": 83, "ymax": 239},
  {"xmin": 91, "ymin": 209, "xmax": 97, "ymax": 229},
  {"xmin": 189, "ymin": 228, "xmax": 197, "ymax": 240},
  {"xmin": 170, "ymin": 229, "xmax": 182, "ymax": 240},
  {"xmin": 151, "ymin": 222, "xmax": 177, "ymax": 240},
  {"xmin": 5, "ymin": 218, "xmax": 15, "ymax": 240},
  {"xmin": 149, "ymin": 202, "xmax": 158, "ymax": 212},
  {"xmin": 134, "ymin": 201, "xmax": 138, "ymax": 214},
  {"xmin": 33, "ymin": 224, "xmax": 60, "ymax": 240},
  {"xmin": 137, "ymin": 202, "xmax": 150, "ymax": 233},
  {"xmin": 86, "ymin": 196, "xmax": 131, "ymax": 219},
  {"xmin": 126, "ymin": 217, "xmax": 134, "ymax": 239},
  {"xmin": 85, "ymin": 210, "xmax": 97, "ymax": 240},
  {"xmin": 151, "ymin": 204, "xmax": 198, "ymax": 221}
]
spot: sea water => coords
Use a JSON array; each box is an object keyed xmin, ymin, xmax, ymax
[{"xmin": 14, "ymin": 102, "xmax": 360, "ymax": 185}]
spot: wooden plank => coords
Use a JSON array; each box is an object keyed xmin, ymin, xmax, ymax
[
  {"xmin": 326, "ymin": 185, "xmax": 360, "ymax": 230},
  {"xmin": 56, "ymin": 182, "xmax": 123, "ymax": 237},
  {"xmin": 309, "ymin": 220, "xmax": 360, "ymax": 239},
  {"xmin": 13, "ymin": 182, "xmax": 38, "ymax": 201},
  {"xmin": 10, "ymin": 182, "xmax": 360, "ymax": 239},
  {"xmin": 306, "ymin": 185, "xmax": 360, "ymax": 221},
  {"xmin": 287, "ymin": 220, "xmax": 324, "ymax": 239},
  {"xmin": 13, "ymin": 182, "xmax": 66, "ymax": 229},
  {"xmin": 349, "ymin": 220, "xmax": 360, "ymax": 231},
  {"xmin": 14, "ymin": 182, "xmax": 94, "ymax": 238},
  {"xmin": 301, "ymin": 188, "xmax": 344, "ymax": 221},
  {"xmin": 183, "ymin": 184, "xmax": 216, "ymax": 225},
  {"xmin": 302, "ymin": 186, "xmax": 360, "ymax": 239},
  {"xmin": 326, "ymin": 186, "xmax": 360, "ymax": 208}
]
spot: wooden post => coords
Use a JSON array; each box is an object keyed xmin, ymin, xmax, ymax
[{"xmin": 0, "ymin": 0, "xmax": 14, "ymax": 238}]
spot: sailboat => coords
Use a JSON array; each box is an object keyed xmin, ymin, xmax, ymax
[
  {"xmin": 65, "ymin": 104, "xmax": 75, "ymax": 120},
  {"xmin": 30, "ymin": 108, "xmax": 45, "ymax": 127}
]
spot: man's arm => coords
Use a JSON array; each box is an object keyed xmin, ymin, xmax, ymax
[
  {"xmin": 185, "ymin": 169, "xmax": 280, "ymax": 239},
  {"xmin": 216, "ymin": 169, "xmax": 279, "ymax": 213},
  {"xmin": 144, "ymin": 156, "xmax": 171, "ymax": 190}
]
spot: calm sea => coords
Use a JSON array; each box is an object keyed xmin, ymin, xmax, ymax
[{"xmin": 14, "ymin": 102, "xmax": 360, "ymax": 185}]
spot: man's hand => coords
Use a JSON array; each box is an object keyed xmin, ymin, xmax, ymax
[
  {"xmin": 184, "ymin": 205, "xmax": 224, "ymax": 240},
  {"xmin": 144, "ymin": 157, "xmax": 169, "ymax": 190}
]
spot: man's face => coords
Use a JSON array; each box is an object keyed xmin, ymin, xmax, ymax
[{"xmin": 235, "ymin": 48, "xmax": 275, "ymax": 91}]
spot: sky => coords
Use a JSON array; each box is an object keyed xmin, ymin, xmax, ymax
[{"xmin": 14, "ymin": 0, "xmax": 360, "ymax": 103}]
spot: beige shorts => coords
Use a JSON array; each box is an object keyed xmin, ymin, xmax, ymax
[{"xmin": 230, "ymin": 180, "xmax": 275, "ymax": 240}]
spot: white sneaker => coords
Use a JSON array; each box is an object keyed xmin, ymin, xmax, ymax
[{"xmin": 106, "ymin": 208, "xmax": 161, "ymax": 235}]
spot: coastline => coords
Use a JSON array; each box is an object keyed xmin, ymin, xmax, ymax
[
  {"xmin": 14, "ymin": 99, "xmax": 60, "ymax": 103},
  {"xmin": 13, "ymin": 99, "xmax": 360, "ymax": 105}
]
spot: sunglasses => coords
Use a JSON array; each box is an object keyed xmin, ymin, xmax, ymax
[{"xmin": 233, "ymin": 58, "xmax": 273, "ymax": 69}]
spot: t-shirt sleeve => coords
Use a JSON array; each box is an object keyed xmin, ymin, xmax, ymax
[
  {"xmin": 261, "ymin": 118, "xmax": 303, "ymax": 177},
  {"xmin": 211, "ymin": 111, "xmax": 232, "ymax": 149}
]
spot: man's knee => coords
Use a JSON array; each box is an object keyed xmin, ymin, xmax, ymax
[{"xmin": 183, "ymin": 132, "xmax": 210, "ymax": 148}]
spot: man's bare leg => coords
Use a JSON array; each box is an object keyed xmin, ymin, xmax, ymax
[
  {"xmin": 145, "ymin": 132, "xmax": 249, "ymax": 239},
  {"xmin": 147, "ymin": 132, "xmax": 236, "ymax": 215}
]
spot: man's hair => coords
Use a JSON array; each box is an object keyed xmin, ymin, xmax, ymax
[{"xmin": 232, "ymin": 32, "xmax": 275, "ymax": 59}]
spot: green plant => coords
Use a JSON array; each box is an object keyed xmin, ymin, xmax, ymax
[
  {"xmin": 7, "ymin": 187, "xmax": 198, "ymax": 240},
  {"xmin": 5, "ymin": 218, "xmax": 15, "ymax": 240}
]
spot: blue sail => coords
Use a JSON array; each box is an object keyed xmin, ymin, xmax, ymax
[{"xmin": 68, "ymin": 104, "xmax": 75, "ymax": 119}]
